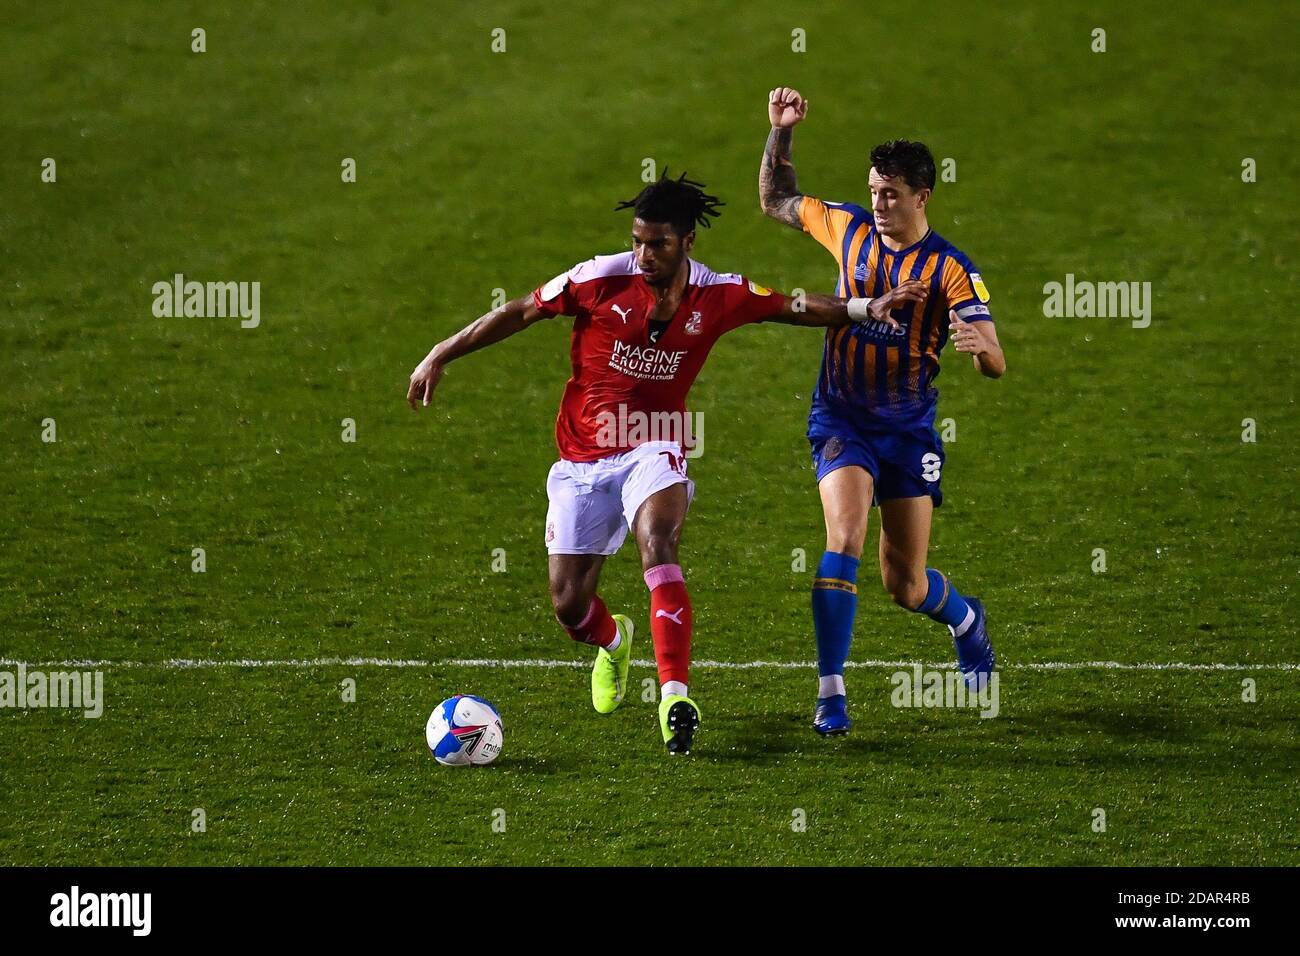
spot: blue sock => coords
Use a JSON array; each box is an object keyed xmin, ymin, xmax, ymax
[
  {"xmin": 812, "ymin": 551, "xmax": 859, "ymax": 683},
  {"xmin": 914, "ymin": 568, "xmax": 972, "ymax": 631}
]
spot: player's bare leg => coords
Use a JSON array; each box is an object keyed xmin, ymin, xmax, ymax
[
  {"xmin": 820, "ymin": 465, "xmax": 874, "ymax": 560},
  {"xmin": 878, "ymin": 496, "xmax": 994, "ymax": 687},
  {"xmin": 632, "ymin": 483, "xmax": 698, "ymax": 753},
  {"xmin": 877, "ymin": 495, "xmax": 933, "ymax": 610},
  {"xmin": 548, "ymin": 554, "xmax": 634, "ymax": 713},
  {"xmin": 810, "ymin": 465, "xmax": 873, "ymax": 734},
  {"xmin": 548, "ymin": 553, "xmax": 605, "ymax": 626}
]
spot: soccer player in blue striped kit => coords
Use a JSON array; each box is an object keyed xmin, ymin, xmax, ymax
[{"xmin": 759, "ymin": 87, "xmax": 1007, "ymax": 735}]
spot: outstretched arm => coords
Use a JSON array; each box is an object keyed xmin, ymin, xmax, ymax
[
  {"xmin": 406, "ymin": 295, "xmax": 547, "ymax": 409},
  {"xmin": 767, "ymin": 280, "xmax": 930, "ymax": 328},
  {"xmin": 759, "ymin": 87, "xmax": 808, "ymax": 229}
]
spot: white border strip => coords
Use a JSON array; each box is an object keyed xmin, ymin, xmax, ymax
[{"xmin": 1, "ymin": 657, "xmax": 1296, "ymax": 672}]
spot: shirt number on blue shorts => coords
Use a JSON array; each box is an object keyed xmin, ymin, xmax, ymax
[{"xmin": 921, "ymin": 453, "xmax": 942, "ymax": 483}]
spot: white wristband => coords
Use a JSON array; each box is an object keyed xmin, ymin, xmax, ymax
[{"xmin": 847, "ymin": 297, "xmax": 875, "ymax": 321}]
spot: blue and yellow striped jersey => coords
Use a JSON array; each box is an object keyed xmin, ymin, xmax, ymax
[{"xmin": 800, "ymin": 196, "xmax": 993, "ymax": 428}]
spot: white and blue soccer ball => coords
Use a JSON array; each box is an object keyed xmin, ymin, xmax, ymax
[{"xmin": 426, "ymin": 694, "xmax": 504, "ymax": 766}]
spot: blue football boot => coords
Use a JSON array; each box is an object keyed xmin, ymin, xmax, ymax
[
  {"xmin": 813, "ymin": 694, "xmax": 852, "ymax": 736},
  {"xmin": 953, "ymin": 597, "xmax": 995, "ymax": 689}
]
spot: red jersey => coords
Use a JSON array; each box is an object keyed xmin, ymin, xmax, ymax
[{"xmin": 530, "ymin": 252, "xmax": 787, "ymax": 462}]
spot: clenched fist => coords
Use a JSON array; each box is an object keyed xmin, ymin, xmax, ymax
[{"xmin": 768, "ymin": 87, "xmax": 808, "ymax": 128}]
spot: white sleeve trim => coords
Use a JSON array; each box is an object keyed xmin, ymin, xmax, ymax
[{"xmin": 953, "ymin": 302, "xmax": 991, "ymax": 320}]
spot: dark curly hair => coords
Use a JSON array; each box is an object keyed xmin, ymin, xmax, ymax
[
  {"xmin": 870, "ymin": 140, "xmax": 936, "ymax": 192},
  {"xmin": 616, "ymin": 169, "xmax": 724, "ymax": 237}
]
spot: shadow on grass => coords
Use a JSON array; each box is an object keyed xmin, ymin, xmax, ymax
[{"xmin": 701, "ymin": 700, "xmax": 1297, "ymax": 774}]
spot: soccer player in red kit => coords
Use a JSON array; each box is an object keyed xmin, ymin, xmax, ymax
[{"xmin": 407, "ymin": 171, "xmax": 926, "ymax": 754}]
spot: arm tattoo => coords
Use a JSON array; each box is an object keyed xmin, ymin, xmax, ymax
[{"xmin": 759, "ymin": 126, "xmax": 803, "ymax": 228}]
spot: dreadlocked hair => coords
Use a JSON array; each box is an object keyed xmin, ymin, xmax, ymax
[{"xmin": 615, "ymin": 169, "xmax": 724, "ymax": 236}]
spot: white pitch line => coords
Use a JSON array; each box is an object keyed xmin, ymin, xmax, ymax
[{"xmin": 1, "ymin": 657, "xmax": 1297, "ymax": 672}]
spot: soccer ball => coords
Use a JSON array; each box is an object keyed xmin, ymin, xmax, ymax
[{"xmin": 426, "ymin": 694, "xmax": 504, "ymax": 766}]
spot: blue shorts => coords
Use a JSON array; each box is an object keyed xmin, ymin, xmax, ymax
[{"xmin": 808, "ymin": 410, "xmax": 946, "ymax": 506}]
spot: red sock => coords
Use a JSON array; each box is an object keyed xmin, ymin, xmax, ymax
[
  {"xmin": 645, "ymin": 564, "xmax": 692, "ymax": 687},
  {"xmin": 560, "ymin": 595, "xmax": 617, "ymax": 649}
]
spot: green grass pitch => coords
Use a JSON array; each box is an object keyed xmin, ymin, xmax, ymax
[{"xmin": 1, "ymin": 1, "xmax": 1297, "ymax": 865}]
